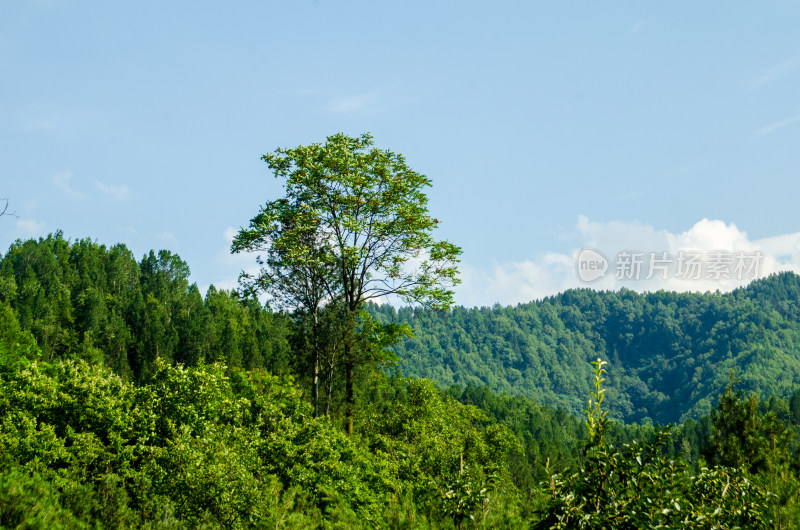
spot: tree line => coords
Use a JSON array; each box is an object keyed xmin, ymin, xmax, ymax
[{"xmin": 0, "ymin": 232, "xmax": 292, "ymax": 381}]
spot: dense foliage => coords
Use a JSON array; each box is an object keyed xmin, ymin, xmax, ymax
[
  {"xmin": 372, "ymin": 273, "xmax": 800, "ymax": 423},
  {"xmin": 3, "ymin": 234, "xmax": 800, "ymax": 526},
  {"xmin": 536, "ymin": 360, "xmax": 784, "ymax": 529},
  {"xmin": 0, "ymin": 352, "xmax": 525, "ymax": 526},
  {"xmin": 0, "ymin": 232, "xmax": 292, "ymax": 381}
]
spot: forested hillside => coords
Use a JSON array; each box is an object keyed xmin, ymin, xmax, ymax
[
  {"xmin": 2, "ymin": 233, "xmax": 800, "ymax": 526},
  {"xmin": 0, "ymin": 232, "xmax": 293, "ymax": 381},
  {"xmin": 3, "ymin": 232, "xmax": 800, "ymax": 426},
  {"xmin": 373, "ymin": 272, "xmax": 800, "ymax": 424}
]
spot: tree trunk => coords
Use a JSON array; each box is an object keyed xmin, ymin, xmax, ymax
[
  {"xmin": 325, "ymin": 369, "xmax": 332, "ymax": 417},
  {"xmin": 343, "ymin": 306, "xmax": 356, "ymax": 435},
  {"xmin": 312, "ymin": 311, "xmax": 320, "ymax": 418},
  {"xmin": 313, "ymin": 356, "xmax": 320, "ymax": 418},
  {"xmin": 345, "ymin": 358, "xmax": 354, "ymax": 435}
]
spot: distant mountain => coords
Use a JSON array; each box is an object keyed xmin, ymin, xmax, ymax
[{"xmin": 370, "ymin": 272, "xmax": 800, "ymax": 424}]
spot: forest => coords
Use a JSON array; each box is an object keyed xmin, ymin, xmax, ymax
[
  {"xmin": 373, "ymin": 271, "xmax": 800, "ymax": 424},
  {"xmin": 4, "ymin": 233, "xmax": 800, "ymax": 527},
  {"xmin": 2, "ymin": 135, "xmax": 800, "ymax": 527}
]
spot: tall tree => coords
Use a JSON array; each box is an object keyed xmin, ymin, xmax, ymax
[
  {"xmin": 233, "ymin": 196, "xmax": 338, "ymax": 416},
  {"xmin": 233, "ymin": 132, "xmax": 462, "ymax": 433}
]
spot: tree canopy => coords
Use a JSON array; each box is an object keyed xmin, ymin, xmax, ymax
[{"xmin": 233, "ymin": 132, "xmax": 462, "ymax": 432}]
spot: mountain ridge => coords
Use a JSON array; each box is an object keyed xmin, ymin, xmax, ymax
[{"xmin": 370, "ymin": 272, "xmax": 800, "ymax": 424}]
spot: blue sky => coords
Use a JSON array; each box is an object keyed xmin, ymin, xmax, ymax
[{"xmin": 2, "ymin": 1, "xmax": 800, "ymax": 306}]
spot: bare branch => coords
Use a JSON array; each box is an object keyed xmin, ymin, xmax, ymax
[{"xmin": 0, "ymin": 198, "xmax": 18, "ymax": 219}]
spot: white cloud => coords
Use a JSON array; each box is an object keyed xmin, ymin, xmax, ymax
[
  {"xmin": 208, "ymin": 227, "xmax": 261, "ymax": 294},
  {"xmin": 457, "ymin": 254, "xmax": 577, "ymax": 308},
  {"xmin": 23, "ymin": 119, "xmax": 58, "ymax": 132},
  {"xmin": 750, "ymin": 57, "xmax": 800, "ymax": 90},
  {"xmin": 455, "ymin": 217, "xmax": 800, "ymax": 307},
  {"xmin": 18, "ymin": 105, "xmax": 88, "ymax": 134},
  {"xmin": 94, "ymin": 180, "xmax": 131, "ymax": 200},
  {"xmin": 629, "ymin": 20, "xmax": 647, "ymax": 34},
  {"xmin": 327, "ymin": 92, "xmax": 384, "ymax": 114},
  {"xmin": 52, "ymin": 171, "xmax": 88, "ymax": 199},
  {"xmin": 15, "ymin": 218, "xmax": 46, "ymax": 237},
  {"xmin": 223, "ymin": 226, "xmax": 238, "ymax": 244},
  {"xmin": 752, "ymin": 111, "xmax": 800, "ymax": 138},
  {"xmin": 156, "ymin": 231, "xmax": 177, "ymax": 244}
]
